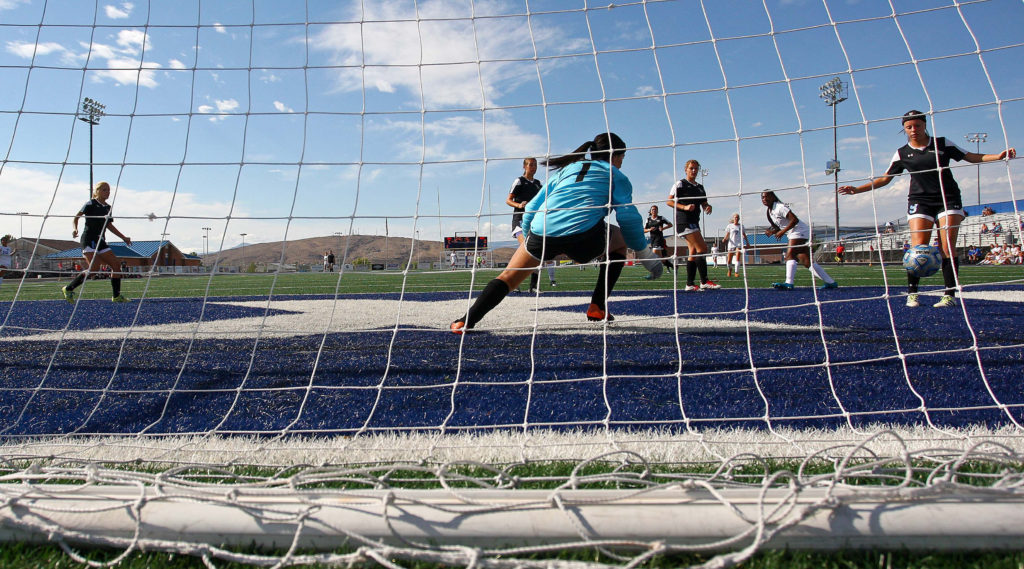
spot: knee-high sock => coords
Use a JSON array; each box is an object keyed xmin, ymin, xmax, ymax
[
  {"xmin": 907, "ymin": 271, "xmax": 920, "ymax": 293},
  {"xmin": 941, "ymin": 257, "xmax": 958, "ymax": 297},
  {"xmin": 785, "ymin": 260, "xmax": 798, "ymax": 284},
  {"xmin": 463, "ymin": 278, "xmax": 511, "ymax": 328},
  {"xmin": 547, "ymin": 265, "xmax": 556, "ymax": 282},
  {"xmin": 810, "ymin": 263, "xmax": 835, "ymax": 284},
  {"xmin": 529, "ymin": 271, "xmax": 539, "ymax": 291},
  {"xmin": 697, "ymin": 257, "xmax": 709, "ymax": 283},
  {"xmin": 111, "ymin": 277, "xmax": 121, "ymax": 297},
  {"xmin": 685, "ymin": 259, "xmax": 697, "ymax": 286},
  {"xmin": 66, "ymin": 271, "xmax": 87, "ymax": 292},
  {"xmin": 590, "ymin": 252, "xmax": 625, "ymax": 311},
  {"xmin": 733, "ymin": 258, "xmax": 740, "ymax": 273}
]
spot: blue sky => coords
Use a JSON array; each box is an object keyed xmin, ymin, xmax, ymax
[{"xmin": 1, "ymin": 0, "xmax": 1022, "ymax": 254}]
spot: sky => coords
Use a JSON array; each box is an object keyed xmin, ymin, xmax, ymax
[{"xmin": 1, "ymin": 0, "xmax": 1022, "ymax": 255}]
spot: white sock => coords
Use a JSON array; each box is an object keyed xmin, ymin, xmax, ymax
[
  {"xmin": 810, "ymin": 262, "xmax": 835, "ymax": 284},
  {"xmin": 547, "ymin": 266, "xmax": 556, "ymax": 281},
  {"xmin": 785, "ymin": 260, "xmax": 798, "ymax": 284},
  {"xmin": 733, "ymin": 261, "xmax": 739, "ymax": 273}
]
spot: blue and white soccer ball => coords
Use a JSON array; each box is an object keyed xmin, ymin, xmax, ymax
[{"xmin": 902, "ymin": 244, "xmax": 942, "ymax": 278}]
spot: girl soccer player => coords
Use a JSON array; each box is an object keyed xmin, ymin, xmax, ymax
[
  {"xmin": 839, "ymin": 110, "xmax": 1015, "ymax": 307},
  {"xmin": 761, "ymin": 190, "xmax": 837, "ymax": 291},
  {"xmin": 61, "ymin": 182, "xmax": 132, "ymax": 303},
  {"xmin": 506, "ymin": 157, "xmax": 543, "ymax": 293},
  {"xmin": 0, "ymin": 234, "xmax": 13, "ymax": 289},
  {"xmin": 667, "ymin": 159, "xmax": 718, "ymax": 291},
  {"xmin": 644, "ymin": 205, "xmax": 674, "ymax": 278},
  {"xmin": 723, "ymin": 213, "xmax": 748, "ymax": 277},
  {"xmin": 450, "ymin": 132, "xmax": 663, "ymax": 333}
]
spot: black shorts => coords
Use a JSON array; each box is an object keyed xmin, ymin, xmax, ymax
[
  {"xmin": 81, "ymin": 234, "xmax": 110, "ymax": 254},
  {"xmin": 649, "ymin": 234, "xmax": 668, "ymax": 250},
  {"xmin": 525, "ymin": 221, "xmax": 609, "ymax": 263},
  {"xmin": 907, "ymin": 200, "xmax": 964, "ymax": 222}
]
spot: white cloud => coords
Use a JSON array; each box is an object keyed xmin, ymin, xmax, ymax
[
  {"xmin": 5, "ymin": 40, "xmax": 70, "ymax": 59},
  {"xmin": 198, "ymin": 98, "xmax": 241, "ymax": 121},
  {"xmin": 168, "ymin": 59, "xmax": 186, "ymax": 70},
  {"xmin": 104, "ymin": 2, "xmax": 134, "ymax": 19},
  {"xmin": 213, "ymin": 22, "xmax": 227, "ymax": 34},
  {"xmin": 273, "ymin": 101, "xmax": 294, "ymax": 113}
]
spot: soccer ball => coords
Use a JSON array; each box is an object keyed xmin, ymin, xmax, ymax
[{"xmin": 902, "ymin": 244, "xmax": 942, "ymax": 278}]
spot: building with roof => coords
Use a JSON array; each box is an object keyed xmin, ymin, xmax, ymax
[{"xmin": 44, "ymin": 240, "xmax": 202, "ymax": 274}]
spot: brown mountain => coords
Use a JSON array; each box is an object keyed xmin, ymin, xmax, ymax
[{"xmin": 201, "ymin": 235, "xmax": 516, "ymax": 268}]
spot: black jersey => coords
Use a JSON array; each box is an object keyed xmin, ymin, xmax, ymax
[
  {"xmin": 884, "ymin": 136, "xmax": 968, "ymax": 207},
  {"xmin": 669, "ymin": 178, "xmax": 707, "ymax": 226},
  {"xmin": 509, "ymin": 176, "xmax": 542, "ymax": 227},
  {"xmin": 645, "ymin": 215, "xmax": 670, "ymax": 239},
  {"xmin": 78, "ymin": 199, "xmax": 113, "ymax": 240}
]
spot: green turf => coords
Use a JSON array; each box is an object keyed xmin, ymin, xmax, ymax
[{"xmin": 3, "ymin": 263, "xmax": 1020, "ymax": 301}]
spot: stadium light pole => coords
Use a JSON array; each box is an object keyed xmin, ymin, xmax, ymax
[
  {"xmin": 965, "ymin": 133, "xmax": 987, "ymax": 206},
  {"xmin": 78, "ymin": 97, "xmax": 106, "ymax": 198},
  {"xmin": 202, "ymin": 226, "xmax": 211, "ymax": 257},
  {"xmin": 239, "ymin": 233, "xmax": 247, "ymax": 272},
  {"xmin": 820, "ymin": 77, "xmax": 847, "ymax": 243},
  {"xmin": 17, "ymin": 211, "xmax": 29, "ymax": 238}
]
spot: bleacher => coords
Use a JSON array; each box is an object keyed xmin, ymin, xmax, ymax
[{"xmin": 837, "ymin": 199, "xmax": 1022, "ymax": 263}]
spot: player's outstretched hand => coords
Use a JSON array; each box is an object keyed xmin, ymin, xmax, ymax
[{"xmin": 635, "ymin": 247, "xmax": 663, "ymax": 280}]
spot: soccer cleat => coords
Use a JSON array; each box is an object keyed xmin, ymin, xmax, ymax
[
  {"xmin": 586, "ymin": 303, "xmax": 614, "ymax": 322},
  {"xmin": 683, "ymin": 284, "xmax": 702, "ymax": 292},
  {"xmin": 61, "ymin": 286, "xmax": 74, "ymax": 304},
  {"xmin": 111, "ymin": 295, "xmax": 130, "ymax": 303},
  {"xmin": 932, "ymin": 295, "xmax": 956, "ymax": 308},
  {"xmin": 450, "ymin": 319, "xmax": 467, "ymax": 335},
  {"xmin": 905, "ymin": 293, "xmax": 920, "ymax": 308},
  {"xmin": 817, "ymin": 281, "xmax": 839, "ymax": 290},
  {"xmin": 700, "ymin": 280, "xmax": 721, "ymax": 290},
  {"xmin": 771, "ymin": 282, "xmax": 794, "ymax": 290},
  {"xmin": 550, "ymin": 281, "xmax": 557, "ymax": 287},
  {"xmin": 529, "ymin": 287, "xmax": 538, "ymax": 294}
]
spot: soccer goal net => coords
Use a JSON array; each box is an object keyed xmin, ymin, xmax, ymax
[{"xmin": 1, "ymin": 1, "xmax": 1023, "ymax": 567}]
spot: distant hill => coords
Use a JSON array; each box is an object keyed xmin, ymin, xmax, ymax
[{"xmin": 201, "ymin": 234, "xmax": 517, "ymax": 268}]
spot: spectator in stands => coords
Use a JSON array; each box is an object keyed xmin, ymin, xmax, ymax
[
  {"xmin": 982, "ymin": 206, "xmax": 995, "ymax": 216},
  {"xmin": 980, "ymin": 222, "xmax": 990, "ymax": 234},
  {"xmin": 839, "ymin": 109, "xmax": 1016, "ymax": 308},
  {"xmin": 992, "ymin": 221, "xmax": 1003, "ymax": 235},
  {"xmin": 884, "ymin": 221, "xmax": 895, "ymax": 233},
  {"xmin": 1008, "ymin": 243, "xmax": 1022, "ymax": 264},
  {"xmin": 835, "ymin": 242, "xmax": 846, "ymax": 264},
  {"xmin": 967, "ymin": 246, "xmax": 980, "ymax": 264}
]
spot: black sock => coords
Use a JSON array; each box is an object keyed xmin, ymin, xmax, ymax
[
  {"xmin": 530, "ymin": 272, "xmax": 539, "ymax": 291},
  {"xmin": 907, "ymin": 273, "xmax": 920, "ymax": 294},
  {"xmin": 67, "ymin": 272, "xmax": 86, "ymax": 291},
  {"xmin": 111, "ymin": 277, "xmax": 121, "ymax": 297},
  {"xmin": 941, "ymin": 257, "xmax": 958, "ymax": 297},
  {"xmin": 463, "ymin": 279, "xmax": 511, "ymax": 328},
  {"xmin": 697, "ymin": 257, "xmax": 709, "ymax": 283},
  {"xmin": 590, "ymin": 252, "xmax": 625, "ymax": 311},
  {"xmin": 686, "ymin": 259, "xmax": 697, "ymax": 286}
]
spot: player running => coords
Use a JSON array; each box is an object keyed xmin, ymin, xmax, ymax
[
  {"xmin": 450, "ymin": 132, "xmax": 663, "ymax": 333},
  {"xmin": 839, "ymin": 110, "xmax": 1016, "ymax": 308},
  {"xmin": 762, "ymin": 190, "xmax": 837, "ymax": 291},
  {"xmin": 61, "ymin": 182, "xmax": 132, "ymax": 303},
  {"xmin": 723, "ymin": 213, "xmax": 748, "ymax": 277},
  {"xmin": 667, "ymin": 159, "xmax": 718, "ymax": 291}
]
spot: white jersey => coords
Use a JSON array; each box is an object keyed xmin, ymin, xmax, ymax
[
  {"xmin": 767, "ymin": 201, "xmax": 810, "ymax": 240},
  {"xmin": 0, "ymin": 245, "xmax": 11, "ymax": 268},
  {"xmin": 724, "ymin": 222, "xmax": 745, "ymax": 249}
]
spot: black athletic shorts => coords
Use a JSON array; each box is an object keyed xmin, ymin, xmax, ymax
[
  {"xmin": 649, "ymin": 234, "xmax": 668, "ymax": 250},
  {"xmin": 81, "ymin": 234, "xmax": 111, "ymax": 254},
  {"xmin": 525, "ymin": 221, "xmax": 609, "ymax": 263}
]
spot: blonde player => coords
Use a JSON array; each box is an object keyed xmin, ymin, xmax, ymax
[{"xmin": 723, "ymin": 213, "xmax": 749, "ymax": 277}]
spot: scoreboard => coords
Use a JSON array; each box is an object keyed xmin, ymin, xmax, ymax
[{"xmin": 444, "ymin": 236, "xmax": 488, "ymax": 250}]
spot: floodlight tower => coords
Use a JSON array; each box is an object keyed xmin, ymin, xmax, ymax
[
  {"xmin": 965, "ymin": 133, "xmax": 988, "ymax": 206},
  {"xmin": 202, "ymin": 227, "xmax": 212, "ymax": 257},
  {"xmin": 240, "ymin": 233, "xmax": 247, "ymax": 272},
  {"xmin": 78, "ymin": 97, "xmax": 106, "ymax": 198},
  {"xmin": 820, "ymin": 77, "xmax": 847, "ymax": 242}
]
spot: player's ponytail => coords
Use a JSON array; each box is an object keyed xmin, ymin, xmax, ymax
[{"xmin": 543, "ymin": 132, "xmax": 626, "ymax": 171}]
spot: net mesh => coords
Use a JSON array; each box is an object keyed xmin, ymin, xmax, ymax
[{"xmin": 0, "ymin": 0, "xmax": 1023, "ymax": 567}]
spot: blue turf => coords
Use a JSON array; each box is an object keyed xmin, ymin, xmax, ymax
[{"xmin": 1, "ymin": 287, "xmax": 1022, "ymax": 436}]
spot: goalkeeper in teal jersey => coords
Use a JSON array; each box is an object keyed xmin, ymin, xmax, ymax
[{"xmin": 450, "ymin": 132, "xmax": 663, "ymax": 333}]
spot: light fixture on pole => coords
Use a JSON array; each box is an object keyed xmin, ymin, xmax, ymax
[
  {"xmin": 239, "ymin": 233, "xmax": 247, "ymax": 272},
  {"xmin": 965, "ymin": 132, "xmax": 988, "ymax": 207},
  {"xmin": 820, "ymin": 77, "xmax": 847, "ymax": 242},
  {"xmin": 202, "ymin": 227, "xmax": 212, "ymax": 257},
  {"xmin": 78, "ymin": 97, "xmax": 106, "ymax": 199}
]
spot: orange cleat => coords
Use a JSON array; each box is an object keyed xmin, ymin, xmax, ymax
[
  {"xmin": 586, "ymin": 303, "xmax": 614, "ymax": 322},
  {"xmin": 450, "ymin": 320, "xmax": 467, "ymax": 334}
]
